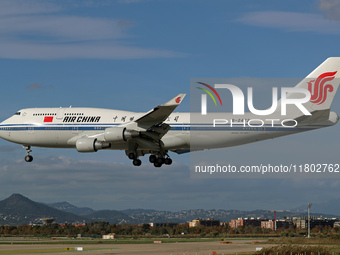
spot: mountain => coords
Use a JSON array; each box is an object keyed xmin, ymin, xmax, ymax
[
  {"xmin": 0, "ymin": 194, "xmax": 83, "ymax": 225},
  {"xmin": 48, "ymin": 201, "xmax": 95, "ymax": 216},
  {"xmin": 294, "ymin": 199, "xmax": 340, "ymax": 217},
  {"xmin": 121, "ymin": 209, "xmax": 296, "ymax": 224},
  {"xmin": 86, "ymin": 210, "xmax": 131, "ymax": 224},
  {"xmin": 120, "ymin": 209, "xmax": 158, "ymax": 215},
  {"xmin": 118, "ymin": 209, "xmax": 340, "ymax": 224},
  {"xmin": 1, "ymin": 194, "xmax": 339, "ymax": 226}
]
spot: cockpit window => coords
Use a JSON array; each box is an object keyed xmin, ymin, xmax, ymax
[{"xmin": 14, "ymin": 112, "xmax": 21, "ymax": 115}]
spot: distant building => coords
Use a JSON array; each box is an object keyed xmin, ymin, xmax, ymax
[
  {"xmin": 189, "ymin": 219, "xmax": 200, "ymax": 227},
  {"xmin": 261, "ymin": 219, "xmax": 293, "ymax": 230},
  {"xmin": 40, "ymin": 218, "xmax": 55, "ymax": 225},
  {"xmin": 334, "ymin": 221, "xmax": 340, "ymax": 228},
  {"xmin": 294, "ymin": 216, "xmax": 336, "ymax": 229},
  {"xmin": 74, "ymin": 220, "xmax": 86, "ymax": 227},
  {"xmin": 230, "ymin": 218, "xmax": 265, "ymax": 228},
  {"xmin": 150, "ymin": 223, "xmax": 179, "ymax": 228},
  {"xmin": 189, "ymin": 218, "xmax": 220, "ymax": 227},
  {"xmin": 277, "ymin": 219, "xmax": 293, "ymax": 229},
  {"xmin": 102, "ymin": 233, "xmax": 115, "ymax": 239},
  {"xmin": 261, "ymin": 220, "xmax": 274, "ymax": 230}
]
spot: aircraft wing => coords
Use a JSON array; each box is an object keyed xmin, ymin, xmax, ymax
[
  {"xmin": 122, "ymin": 94, "xmax": 186, "ymax": 138},
  {"xmin": 71, "ymin": 94, "xmax": 186, "ymax": 146},
  {"xmin": 104, "ymin": 93, "xmax": 186, "ymax": 152},
  {"xmin": 134, "ymin": 94, "xmax": 186, "ymax": 127}
]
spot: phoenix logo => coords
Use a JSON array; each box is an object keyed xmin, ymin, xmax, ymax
[
  {"xmin": 175, "ymin": 96, "xmax": 182, "ymax": 104},
  {"xmin": 197, "ymin": 82, "xmax": 223, "ymax": 106},
  {"xmin": 307, "ymin": 71, "xmax": 337, "ymax": 105}
]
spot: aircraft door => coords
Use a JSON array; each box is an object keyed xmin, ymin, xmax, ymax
[
  {"xmin": 28, "ymin": 126, "xmax": 34, "ymax": 134},
  {"xmin": 56, "ymin": 108, "xmax": 65, "ymax": 120}
]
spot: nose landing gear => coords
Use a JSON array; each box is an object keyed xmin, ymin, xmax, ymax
[{"xmin": 23, "ymin": 145, "xmax": 33, "ymax": 162}]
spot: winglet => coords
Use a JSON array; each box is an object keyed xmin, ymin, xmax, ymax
[{"xmin": 163, "ymin": 94, "xmax": 186, "ymax": 106}]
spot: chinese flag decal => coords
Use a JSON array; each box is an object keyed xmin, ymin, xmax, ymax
[{"xmin": 44, "ymin": 116, "xmax": 53, "ymax": 122}]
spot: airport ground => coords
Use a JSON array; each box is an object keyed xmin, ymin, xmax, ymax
[
  {"xmin": 0, "ymin": 238, "xmax": 270, "ymax": 255},
  {"xmin": 0, "ymin": 237, "xmax": 339, "ymax": 255}
]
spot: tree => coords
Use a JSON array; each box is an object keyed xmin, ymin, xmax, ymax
[{"xmin": 141, "ymin": 224, "xmax": 150, "ymax": 233}]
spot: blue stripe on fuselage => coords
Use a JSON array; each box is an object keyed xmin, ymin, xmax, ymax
[{"xmin": 0, "ymin": 123, "xmax": 320, "ymax": 132}]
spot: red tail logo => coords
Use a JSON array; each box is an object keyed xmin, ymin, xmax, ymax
[
  {"xmin": 307, "ymin": 71, "xmax": 337, "ymax": 105},
  {"xmin": 175, "ymin": 97, "xmax": 181, "ymax": 104}
]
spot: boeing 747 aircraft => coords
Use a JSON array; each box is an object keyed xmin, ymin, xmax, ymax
[{"xmin": 0, "ymin": 58, "xmax": 339, "ymax": 167}]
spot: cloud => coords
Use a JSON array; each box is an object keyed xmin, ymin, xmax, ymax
[
  {"xmin": 236, "ymin": 11, "xmax": 340, "ymax": 34},
  {"xmin": 0, "ymin": 15, "xmax": 127, "ymax": 42},
  {"xmin": 318, "ymin": 0, "xmax": 340, "ymax": 20},
  {"xmin": 1, "ymin": 155, "xmax": 340, "ymax": 211},
  {"xmin": 0, "ymin": 155, "xmax": 194, "ymax": 209},
  {"xmin": 0, "ymin": 0, "xmax": 183, "ymax": 59},
  {"xmin": 0, "ymin": 0, "xmax": 61, "ymax": 17},
  {"xmin": 0, "ymin": 41, "xmax": 182, "ymax": 60}
]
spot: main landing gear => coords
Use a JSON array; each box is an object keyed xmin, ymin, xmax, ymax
[
  {"xmin": 128, "ymin": 152, "xmax": 142, "ymax": 166},
  {"xmin": 126, "ymin": 150, "xmax": 173, "ymax": 167},
  {"xmin": 23, "ymin": 145, "xmax": 33, "ymax": 162},
  {"xmin": 149, "ymin": 154, "xmax": 172, "ymax": 168}
]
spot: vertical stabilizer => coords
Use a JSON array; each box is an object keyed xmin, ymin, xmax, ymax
[{"xmin": 278, "ymin": 57, "xmax": 340, "ymax": 115}]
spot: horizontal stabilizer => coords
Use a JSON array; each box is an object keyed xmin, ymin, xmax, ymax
[{"xmin": 294, "ymin": 109, "xmax": 330, "ymax": 125}]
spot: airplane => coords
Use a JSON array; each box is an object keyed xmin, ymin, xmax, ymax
[{"xmin": 0, "ymin": 57, "xmax": 339, "ymax": 167}]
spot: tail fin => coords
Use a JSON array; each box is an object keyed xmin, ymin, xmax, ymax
[{"xmin": 278, "ymin": 57, "xmax": 340, "ymax": 115}]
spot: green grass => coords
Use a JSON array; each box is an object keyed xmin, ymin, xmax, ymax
[
  {"xmin": 266, "ymin": 236, "xmax": 340, "ymax": 245},
  {"xmin": 0, "ymin": 247, "xmax": 119, "ymax": 254},
  {"xmin": 0, "ymin": 237, "xmax": 224, "ymax": 245}
]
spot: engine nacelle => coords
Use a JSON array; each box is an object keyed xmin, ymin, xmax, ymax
[
  {"xmin": 76, "ymin": 137, "xmax": 107, "ymax": 153},
  {"xmin": 104, "ymin": 127, "xmax": 139, "ymax": 142}
]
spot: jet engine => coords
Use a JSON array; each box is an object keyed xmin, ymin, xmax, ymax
[
  {"xmin": 104, "ymin": 127, "xmax": 139, "ymax": 142},
  {"xmin": 76, "ymin": 137, "xmax": 108, "ymax": 152}
]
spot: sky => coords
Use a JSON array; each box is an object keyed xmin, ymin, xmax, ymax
[{"xmin": 0, "ymin": 0, "xmax": 340, "ymax": 213}]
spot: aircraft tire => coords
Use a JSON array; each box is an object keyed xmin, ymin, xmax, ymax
[
  {"xmin": 128, "ymin": 152, "xmax": 136, "ymax": 159},
  {"xmin": 149, "ymin": 155, "xmax": 156, "ymax": 163},
  {"xmin": 164, "ymin": 158, "xmax": 172, "ymax": 165},
  {"xmin": 157, "ymin": 157, "xmax": 165, "ymax": 164},
  {"xmin": 25, "ymin": 155, "xmax": 33, "ymax": 162},
  {"xmin": 154, "ymin": 162, "xmax": 162, "ymax": 167},
  {"xmin": 133, "ymin": 158, "xmax": 142, "ymax": 166}
]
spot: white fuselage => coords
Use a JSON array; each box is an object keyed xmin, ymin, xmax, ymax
[
  {"xmin": 0, "ymin": 107, "xmax": 338, "ymax": 153},
  {"xmin": 0, "ymin": 108, "xmax": 190, "ymax": 151}
]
